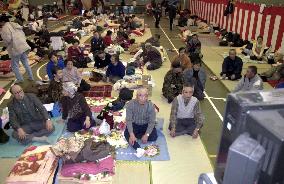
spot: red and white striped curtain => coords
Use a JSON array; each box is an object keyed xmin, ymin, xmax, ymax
[{"xmin": 189, "ymin": 0, "xmax": 284, "ymax": 53}]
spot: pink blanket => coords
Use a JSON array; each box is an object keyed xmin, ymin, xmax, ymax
[{"xmin": 61, "ymin": 157, "xmax": 115, "ymax": 177}]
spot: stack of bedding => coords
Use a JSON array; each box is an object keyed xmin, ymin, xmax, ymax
[
  {"xmin": 52, "ymin": 134, "xmax": 116, "ymax": 184},
  {"xmin": 6, "ymin": 145, "xmax": 58, "ymax": 184}
]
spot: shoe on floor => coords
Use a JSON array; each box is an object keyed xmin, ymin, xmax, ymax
[{"xmin": 135, "ymin": 148, "xmax": 145, "ymax": 158}]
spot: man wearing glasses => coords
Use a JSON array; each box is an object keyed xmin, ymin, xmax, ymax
[
  {"xmin": 124, "ymin": 88, "xmax": 158, "ymax": 157},
  {"xmin": 8, "ymin": 85, "xmax": 54, "ymax": 144}
]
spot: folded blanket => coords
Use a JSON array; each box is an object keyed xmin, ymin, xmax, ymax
[
  {"xmin": 61, "ymin": 156, "xmax": 115, "ymax": 177},
  {"xmin": 6, "ymin": 145, "xmax": 58, "ymax": 184}
]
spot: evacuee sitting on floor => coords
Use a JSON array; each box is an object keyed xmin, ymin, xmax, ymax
[
  {"xmin": 91, "ymin": 31, "xmax": 105, "ymax": 54},
  {"xmin": 61, "ymin": 82, "xmax": 95, "ymax": 132},
  {"xmin": 183, "ymin": 59, "xmax": 206, "ymax": 100},
  {"xmin": 67, "ymin": 39, "xmax": 87, "ymax": 68},
  {"xmin": 62, "ymin": 60, "xmax": 91, "ymax": 92},
  {"xmin": 128, "ymin": 39, "xmax": 141, "ymax": 54},
  {"xmin": 172, "ymin": 47, "xmax": 192, "ymax": 71},
  {"xmin": 186, "ymin": 34, "xmax": 201, "ymax": 56},
  {"xmin": 250, "ymin": 35, "xmax": 265, "ymax": 61},
  {"xmin": 145, "ymin": 34, "xmax": 161, "ymax": 47},
  {"xmin": 169, "ymin": 83, "xmax": 204, "ymax": 138},
  {"xmin": 260, "ymin": 51, "xmax": 284, "ymax": 81},
  {"xmin": 142, "ymin": 43, "xmax": 162, "ymax": 70},
  {"xmin": 94, "ymin": 50, "xmax": 112, "ymax": 69},
  {"xmin": 117, "ymin": 26, "xmax": 128, "ymax": 42},
  {"xmin": 116, "ymin": 27, "xmax": 130, "ymax": 49},
  {"xmin": 125, "ymin": 88, "xmax": 158, "ymax": 158},
  {"xmin": 131, "ymin": 15, "xmax": 143, "ymax": 28},
  {"xmin": 47, "ymin": 67, "xmax": 63, "ymax": 103},
  {"xmin": 106, "ymin": 54, "xmax": 126, "ymax": 83},
  {"xmin": 128, "ymin": 16, "xmax": 140, "ymax": 30},
  {"xmin": 46, "ymin": 51, "xmax": 65, "ymax": 80},
  {"xmin": 233, "ymin": 66, "xmax": 263, "ymax": 92},
  {"xmin": 162, "ymin": 61, "xmax": 184, "ymax": 103},
  {"xmin": 220, "ymin": 49, "xmax": 243, "ymax": 80},
  {"xmin": 103, "ymin": 30, "xmax": 113, "ymax": 46},
  {"xmin": 8, "ymin": 85, "xmax": 54, "ymax": 145}
]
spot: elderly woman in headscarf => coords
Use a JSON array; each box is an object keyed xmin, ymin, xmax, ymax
[{"xmin": 60, "ymin": 82, "xmax": 95, "ymax": 132}]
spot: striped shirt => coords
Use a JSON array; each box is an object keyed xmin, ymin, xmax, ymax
[{"xmin": 126, "ymin": 99, "xmax": 156, "ymax": 134}]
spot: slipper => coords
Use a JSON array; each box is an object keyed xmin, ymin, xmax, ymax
[{"xmin": 210, "ymin": 76, "xmax": 218, "ymax": 81}]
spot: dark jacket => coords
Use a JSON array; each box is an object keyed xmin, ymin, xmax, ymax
[
  {"xmin": 8, "ymin": 93, "xmax": 49, "ymax": 130},
  {"xmin": 183, "ymin": 68, "xmax": 207, "ymax": 89},
  {"xmin": 91, "ymin": 36, "xmax": 105, "ymax": 53},
  {"xmin": 106, "ymin": 61, "xmax": 126, "ymax": 79},
  {"xmin": 153, "ymin": 7, "xmax": 162, "ymax": 19},
  {"xmin": 168, "ymin": 5, "xmax": 177, "ymax": 19},
  {"xmin": 144, "ymin": 47, "xmax": 162, "ymax": 66},
  {"xmin": 61, "ymin": 93, "xmax": 92, "ymax": 120},
  {"xmin": 187, "ymin": 38, "xmax": 201, "ymax": 54},
  {"xmin": 221, "ymin": 56, "xmax": 243, "ymax": 75},
  {"xmin": 94, "ymin": 53, "xmax": 112, "ymax": 68}
]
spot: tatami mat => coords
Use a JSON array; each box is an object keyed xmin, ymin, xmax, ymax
[
  {"xmin": 202, "ymin": 45, "xmax": 273, "ymax": 91},
  {"xmin": 113, "ymin": 161, "xmax": 151, "ymax": 184},
  {"xmin": 0, "ymin": 80, "xmax": 12, "ymax": 89},
  {"xmin": 147, "ymin": 42, "xmax": 213, "ymax": 183}
]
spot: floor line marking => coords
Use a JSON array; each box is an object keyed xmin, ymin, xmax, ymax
[
  {"xmin": 159, "ymin": 25, "xmax": 224, "ymax": 122},
  {"xmin": 37, "ymin": 62, "xmax": 48, "ymax": 80},
  {"xmin": 205, "ymin": 97, "xmax": 226, "ymax": 101}
]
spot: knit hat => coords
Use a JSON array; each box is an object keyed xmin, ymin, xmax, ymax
[{"xmin": 63, "ymin": 82, "xmax": 78, "ymax": 97}]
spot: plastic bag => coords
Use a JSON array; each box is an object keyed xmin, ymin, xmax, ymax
[
  {"xmin": 99, "ymin": 119, "xmax": 111, "ymax": 135},
  {"xmin": 1, "ymin": 107, "xmax": 9, "ymax": 128}
]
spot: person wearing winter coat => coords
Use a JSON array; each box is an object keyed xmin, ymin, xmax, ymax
[
  {"xmin": 162, "ymin": 61, "xmax": 184, "ymax": 103},
  {"xmin": 0, "ymin": 15, "xmax": 34, "ymax": 83},
  {"xmin": 183, "ymin": 59, "xmax": 206, "ymax": 100},
  {"xmin": 233, "ymin": 66, "xmax": 263, "ymax": 92},
  {"xmin": 153, "ymin": 3, "xmax": 162, "ymax": 28},
  {"xmin": 220, "ymin": 49, "xmax": 243, "ymax": 80},
  {"xmin": 142, "ymin": 43, "xmax": 162, "ymax": 70}
]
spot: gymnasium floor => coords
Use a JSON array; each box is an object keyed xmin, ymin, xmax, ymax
[{"xmin": 0, "ymin": 14, "xmax": 268, "ymax": 183}]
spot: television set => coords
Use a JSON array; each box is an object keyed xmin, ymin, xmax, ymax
[
  {"xmin": 244, "ymin": 110, "xmax": 284, "ymax": 184},
  {"xmin": 223, "ymin": 133, "xmax": 265, "ymax": 184},
  {"xmin": 214, "ymin": 89, "xmax": 284, "ymax": 183}
]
